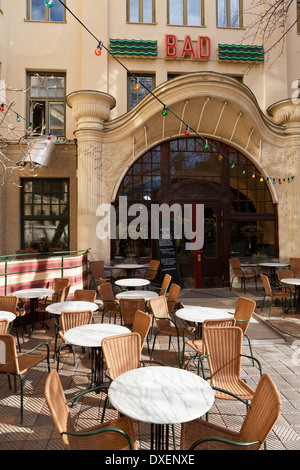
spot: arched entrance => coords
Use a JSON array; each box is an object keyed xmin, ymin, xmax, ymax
[{"xmin": 114, "ymin": 136, "xmax": 277, "ymax": 288}]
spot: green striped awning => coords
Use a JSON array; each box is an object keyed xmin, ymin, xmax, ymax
[
  {"xmin": 110, "ymin": 39, "xmax": 158, "ymax": 57},
  {"xmin": 218, "ymin": 44, "xmax": 264, "ymax": 62}
]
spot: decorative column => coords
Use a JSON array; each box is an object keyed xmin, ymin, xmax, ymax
[
  {"xmin": 267, "ymin": 99, "xmax": 300, "ymax": 258},
  {"xmin": 67, "ymin": 90, "xmax": 116, "ymax": 260}
]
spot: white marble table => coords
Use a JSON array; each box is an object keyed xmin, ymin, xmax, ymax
[
  {"xmin": 116, "ymin": 290, "xmax": 158, "ymax": 301},
  {"xmin": 61, "ymin": 324, "xmax": 131, "ymax": 386},
  {"xmin": 176, "ymin": 306, "xmax": 233, "ymax": 338},
  {"xmin": 112, "ymin": 264, "xmax": 148, "ymax": 278},
  {"xmin": 0, "ymin": 310, "xmax": 16, "ymax": 322},
  {"xmin": 46, "ymin": 300, "xmax": 98, "ymax": 315},
  {"xmin": 280, "ymin": 278, "xmax": 300, "ymax": 312},
  {"xmin": 108, "ymin": 366, "xmax": 214, "ymax": 450},
  {"xmin": 259, "ymin": 262, "xmax": 289, "ymax": 284},
  {"xmin": 12, "ymin": 287, "xmax": 55, "ymax": 335},
  {"xmin": 115, "ymin": 278, "xmax": 150, "ymax": 289}
]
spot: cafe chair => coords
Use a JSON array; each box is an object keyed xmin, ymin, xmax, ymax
[
  {"xmin": 277, "ymin": 270, "xmax": 295, "ymax": 294},
  {"xmin": 149, "ymin": 295, "xmax": 195, "ymax": 368},
  {"xmin": 229, "ymin": 258, "xmax": 257, "ymax": 294},
  {"xmin": 185, "ymin": 318, "xmax": 236, "ymax": 376},
  {"xmin": 36, "ymin": 278, "xmax": 70, "ymax": 325},
  {"xmin": 131, "ymin": 310, "xmax": 152, "ymax": 351},
  {"xmin": 167, "ymin": 283, "xmax": 181, "ymax": 316},
  {"xmin": 44, "ymin": 369, "xmax": 137, "ymax": 450},
  {"xmin": 180, "ymin": 373, "xmax": 281, "ymax": 450},
  {"xmin": 260, "ymin": 273, "xmax": 294, "ymax": 318},
  {"xmin": 0, "ymin": 333, "xmax": 50, "ymax": 424},
  {"xmin": 0, "ymin": 295, "xmax": 25, "ymax": 351},
  {"xmin": 98, "ymin": 283, "xmax": 121, "ymax": 324},
  {"xmin": 118, "ymin": 298, "xmax": 146, "ymax": 327},
  {"xmin": 136, "ymin": 259, "xmax": 160, "ymax": 282},
  {"xmin": 73, "ymin": 289, "xmax": 97, "ymax": 302},
  {"xmin": 202, "ymin": 326, "xmax": 262, "ymax": 412},
  {"xmin": 56, "ymin": 309, "xmax": 93, "ymax": 367},
  {"xmin": 0, "ymin": 319, "xmax": 9, "ymax": 333},
  {"xmin": 234, "ymin": 297, "xmax": 256, "ymax": 365},
  {"xmin": 89, "ymin": 260, "xmax": 111, "ymax": 289},
  {"xmin": 152, "ymin": 273, "xmax": 172, "ymax": 296},
  {"xmin": 290, "ymin": 258, "xmax": 300, "ymax": 276}
]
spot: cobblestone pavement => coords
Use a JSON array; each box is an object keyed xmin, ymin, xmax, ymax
[{"xmin": 0, "ymin": 287, "xmax": 299, "ymax": 451}]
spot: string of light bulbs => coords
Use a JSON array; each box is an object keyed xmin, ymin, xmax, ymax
[{"xmin": 44, "ymin": 0, "xmax": 294, "ymax": 184}]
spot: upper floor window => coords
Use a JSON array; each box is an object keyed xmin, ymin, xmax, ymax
[
  {"xmin": 168, "ymin": 0, "xmax": 204, "ymax": 26},
  {"xmin": 27, "ymin": 0, "xmax": 65, "ymax": 22},
  {"xmin": 27, "ymin": 72, "xmax": 66, "ymax": 136},
  {"xmin": 128, "ymin": 73, "xmax": 155, "ymax": 110},
  {"xmin": 127, "ymin": 0, "xmax": 155, "ymax": 23},
  {"xmin": 217, "ymin": 0, "xmax": 242, "ymax": 28}
]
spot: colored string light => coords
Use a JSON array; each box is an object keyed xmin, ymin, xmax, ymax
[
  {"xmin": 185, "ymin": 125, "xmax": 190, "ymax": 136},
  {"xmin": 44, "ymin": 0, "xmax": 54, "ymax": 7},
  {"xmin": 162, "ymin": 105, "xmax": 168, "ymax": 116},
  {"xmin": 134, "ymin": 80, "xmax": 141, "ymax": 91},
  {"xmin": 95, "ymin": 41, "xmax": 103, "ymax": 56},
  {"xmin": 16, "ymin": 114, "xmax": 21, "ymax": 122}
]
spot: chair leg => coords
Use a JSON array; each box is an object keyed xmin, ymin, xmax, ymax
[
  {"xmin": 269, "ymin": 298, "xmax": 273, "ymax": 317},
  {"xmin": 244, "ymin": 333, "xmax": 255, "ymax": 366},
  {"xmin": 19, "ymin": 374, "xmax": 24, "ymax": 424}
]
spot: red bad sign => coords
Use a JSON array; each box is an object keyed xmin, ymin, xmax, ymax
[{"xmin": 165, "ymin": 34, "xmax": 211, "ymax": 60}]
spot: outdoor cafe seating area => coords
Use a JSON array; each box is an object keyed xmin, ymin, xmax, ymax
[{"xmin": 0, "ymin": 258, "xmax": 299, "ymax": 450}]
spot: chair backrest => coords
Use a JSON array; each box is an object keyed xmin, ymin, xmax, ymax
[
  {"xmin": 132, "ymin": 310, "xmax": 152, "ymax": 349},
  {"xmin": 89, "ymin": 261, "xmax": 105, "ymax": 280},
  {"xmin": 290, "ymin": 258, "xmax": 300, "ymax": 276},
  {"xmin": 145, "ymin": 260, "xmax": 160, "ymax": 281},
  {"xmin": 260, "ymin": 273, "xmax": 272, "ymax": 296},
  {"xmin": 73, "ymin": 289, "xmax": 97, "ymax": 302},
  {"xmin": 167, "ymin": 283, "xmax": 181, "ymax": 313},
  {"xmin": 277, "ymin": 269, "xmax": 293, "ymax": 281},
  {"xmin": 101, "ymin": 332, "xmax": 141, "ymax": 381},
  {"xmin": 159, "ymin": 274, "xmax": 171, "ymax": 296},
  {"xmin": 240, "ymin": 374, "xmax": 281, "ymax": 449},
  {"xmin": 0, "ymin": 295, "xmax": 18, "ymax": 313},
  {"xmin": 60, "ymin": 310, "xmax": 93, "ymax": 334},
  {"xmin": 234, "ymin": 297, "xmax": 256, "ymax": 334},
  {"xmin": 203, "ymin": 326, "xmax": 243, "ymax": 385},
  {"xmin": 118, "ymin": 298, "xmax": 146, "ymax": 326},
  {"xmin": 52, "ymin": 278, "xmax": 70, "ymax": 301},
  {"xmin": 0, "ymin": 334, "xmax": 19, "ymax": 374},
  {"xmin": 229, "ymin": 258, "xmax": 243, "ymax": 277},
  {"xmin": 149, "ymin": 295, "xmax": 170, "ymax": 331},
  {"xmin": 98, "ymin": 283, "xmax": 119, "ymax": 313},
  {"xmin": 44, "ymin": 369, "xmax": 78, "ymax": 450},
  {"xmin": 0, "ymin": 319, "xmax": 9, "ymax": 334}
]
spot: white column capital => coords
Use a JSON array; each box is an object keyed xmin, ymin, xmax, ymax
[{"xmin": 67, "ymin": 90, "xmax": 116, "ymax": 130}]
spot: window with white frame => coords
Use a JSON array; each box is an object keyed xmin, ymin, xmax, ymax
[
  {"xmin": 27, "ymin": 0, "xmax": 65, "ymax": 22},
  {"xmin": 128, "ymin": 73, "xmax": 155, "ymax": 110},
  {"xmin": 127, "ymin": 0, "xmax": 155, "ymax": 23},
  {"xmin": 217, "ymin": 0, "xmax": 242, "ymax": 28},
  {"xmin": 168, "ymin": 0, "xmax": 204, "ymax": 26}
]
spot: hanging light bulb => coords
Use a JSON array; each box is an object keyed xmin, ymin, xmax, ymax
[
  {"xmin": 218, "ymin": 154, "xmax": 223, "ymax": 161},
  {"xmin": 279, "ymin": 179, "xmax": 282, "ymax": 184},
  {"xmin": 16, "ymin": 114, "xmax": 21, "ymax": 122},
  {"xmin": 162, "ymin": 105, "xmax": 168, "ymax": 116},
  {"xmin": 273, "ymin": 178, "xmax": 276, "ymax": 184},
  {"xmin": 134, "ymin": 79, "xmax": 141, "ymax": 91},
  {"xmin": 0, "ymin": 103, "xmax": 4, "ymax": 112},
  {"xmin": 242, "ymin": 168, "xmax": 246, "ymax": 175},
  {"xmin": 95, "ymin": 41, "xmax": 103, "ymax": 56},
  {"xmin": 252, "ymin": 172, "xmax": 255, "ymax": 179},
  {"xmin": 204, "ymin": 140, "xmax": 208, "ymax": 150},
  {"xmin": 185, "ymin": 125, "xmax": 190, "ymax": 136},
  {"xmin": 260, "ymin": 176, "xmax": 264, "ymax": 182},
  {"xmin": 266, "ymin": 177, "xmax": 269, "ymax": 184},
  {"xmin": 283, "ymin": 178, "xmax": 286, "ymax": 184},
  {"xmin": 45, "ymin": 0, "xmax": 54, "ymax": 7},
  {"xmin": 231, "ymin": 162, "xmax": 235, "ymax": 169}
]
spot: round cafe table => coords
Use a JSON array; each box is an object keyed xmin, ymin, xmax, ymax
[
  {"xmin": 108, "ymin": 366, "xmax": 214, "ymax": 450},
  {"xmin": 115, "ymin": 278, "xmax": 150, "ymax": 289},
  {"xmin": 0, "ymin": 311, "xmax": 16, "ymax": 323},
  {"xmin": 176, "ymin": 306, "xmax": 233, "ymax": 338},
  {"xmin": 116, "ymin": 290, "xmax": 158, "ymax": 301},
  {"xmin": 112, "ymin": 264, "xmax": 148, "ymax": 278},
  {"xmin": 280, "ymin": 278, "xmax": 300, "ymax": 312},
  {"xmin": 259, "ymin": 262, "xmax": 289, "ymax": 285}
]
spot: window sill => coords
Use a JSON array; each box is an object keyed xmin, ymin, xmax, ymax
[
  {"xmin": 166, "ymin": 23, "xmax": 206, "ymax": 28},
  {"xmin": 24, "ymin": 19, "xmax": 66, "ymax": 24},
  {"xmin": 126, "ymin": 21, "xmax": 157, "ymax": 25}
]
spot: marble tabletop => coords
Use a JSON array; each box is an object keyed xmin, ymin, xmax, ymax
[
  {"xmin": 115, "ymin": 278, "xmax": 150, "ymax": 288},
  {"xmin": 113, "ymin": 264, "xmax": 147, "ymax": 270},
  {"xmin": 176, "ymin": 306, "xmax": 233, "ymax": 324},
  {"xmin": 0, "ymin": 310, "xmax": 16, "ymax": 322},
  {"xmin": 45, "ymin": 300, "xmax": 98, "ymax": 315},
  {"xmin": 108, "ymin": 366, "xmax": 214, "ymax": 425},
  {"xmin": 280, "ymin": 278, "xmax": 300, "ymax": 286},
  {"xmin": 259, "ymin": 262, "xmax": 289, "ymax": 268},
  {"xmin": 116, "ymin": 290, "xmax": 158, "ymax": 301},
  {"xmin": 63, "ymin": 323, "xmax": 131, "ymax": 348},
  {"xmin": 12, "ymin": 288, "xmax": 55, "ymax": 299}
]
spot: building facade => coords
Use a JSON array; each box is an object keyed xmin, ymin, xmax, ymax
[{"xmin": 0, "ymin": 0, "xmax": 300, "ymax": 287}]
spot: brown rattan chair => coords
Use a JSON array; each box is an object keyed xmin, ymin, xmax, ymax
[
  {"xmin": 229, "ymin": 258, "xmax": 257, "ymax": 293},
  {"xmin": 152, "ymin": 273, "xmax": 171, "ymax": 296},
  {"xmin": 185, "ymin": 318, "xmax": 236, "ymax": 375},
  {"xmin": 202, "ymin": 326, "xmax": 262, "ymax": 409},
  {"xmin": 73, "ymin": 289, "xmax": 97, "ymax": 302},
  {"xmin": 137, "ymin": 259, "xmax": 160, "ymax": 281},
  {"xmin": 0, "ymin": 319, "xmax": 9, "ymax": 333},
  {"xmin": 36, "ymin": 278, "xmax": 70, "ymax": 324},
  {"xmin": 132, "ymin": 310, "xmax": 152, "ymax": 351},
  {"xmin": 234, "ymin": 296, "xmax": 256, "ymax": 364},
  {"xmin": 180, "ymin": 373, "xmax": 281, "ymax": 450},
  {"xmin": 0, "ymin": 295, "xmax": 24, "ymax": 351},
  {"xmin": 260, "ymin": 273, "xmax": 294, "ymax": 317},
  {"xmin": 289, "ymin": 258, "xmax": 300, "ymax": 276},
  {"xmin": 89, "ymin": 261, "xmax": 111, "ymax": 289},
  {"xmin": 0, "ymin": 333, "xmax": 50, "ymax": 423},
  {"xmin": 98, "ymin": 283, "xmax": 121, "ymax": 323},
  {"xmin": 167, "ymin": 283, "xmax": 181, "ymax": 315},
  {"xmin": 44, "ymin": 369, "xmax": 137, "ymax": 450},
  {"xmin": 149, "ymin": 295, "xmax": 195, "ymax": 368},
  {"xmin": 277, "ymin": 269, "xmax": 295, "ymax": 294},
  {"xmin": 56, "ymin": 309, "xmax": 93, "ymax": 367},
  {"xmin": 118, "ymin": 298, "xmax": 146, "ymax": 327}
]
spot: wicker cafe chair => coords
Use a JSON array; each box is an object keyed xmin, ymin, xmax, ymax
[
  {"xmin": 44, "ymin": 369, "xmax": 137, "ymax": 450},
  {"xmin": 260, "ymin": 273, "xmax": 294, "ymax": 318},
  {"xmin": 132, "ymin": 310, "xmax": 152, "ymax": 351},
  {"xmin": 277, "ymin": 269, "xmax": 295, "ymax": 294},
  {"xmin": 0, "ymin": 295, "xmax": 24, "ymax": 351},
  {"xmin": 0, "ymin": 333, "xmax": 50, "ymax": 424},
  {"xmin": 73, "ymin": 289, "xmax": 97, "ymax": 302},
  {"xmin": 36, "ymin": 278, "xmax": 70, "ymax": 324},
  {"xmin": 118, "ymin": 298, "xmax": 146, "ymax": 327},
  {"xmin": 56, "ymin": 310, "xmax": 93, "ymax": 367},
  {"xmin": 229, "ymin": 258, "xmax": 257, "ymax": 293},
  {"xmin": 152, "ymin": 273, "xmax": 172, "ymax": 295},
  {"xmin": 98, "ymin": 283, "xmax": 121, "ymax": 324},
  {"xmin": 202, "ymin": 326, "xmax": 262, "ymax": 411},
  {"xmin": 89, "ymin": 261, "xmax": 111, "ymax": 289},
  {"xmin": 290, "ymin": 258, "xmax": 300, "ymax": 276},
  {"xmin": 167, "ymin": 283, "xmax": 181, "ymax": 315},
  {"xmin": 185, "ymin": 318, "xmax": 236, "ymax": 376},
  {"xmin": 180, "ymin": 373, "xmax": 281, "ymax": 450},
  {"xmin": 136, "ymin": 259, "xmax": 160, "ymax": 282},
  {"xmin": 234, "ymin": 297, "xmax": 256, "ymax": 365},
  {"xmin": 149, "ymin": 295, "xmax": 195, "ymax": 368},
  {"xmin": 0, "ymin": 319, "xmax": 9, "ymax": 333}
]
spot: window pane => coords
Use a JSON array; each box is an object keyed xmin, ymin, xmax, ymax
[
  {"xmin": 143, "ymin": 0, "xmax": 153, "ymax": 22},
  {"xmin": 217, "ymin": 0, "xmax": 227, "ymax": 26},
  {"xmin": 31, "ymin": 0, "xmax": 45, "ymax": 21},
  {"xmin": 49, "ymin": 102, "xmax": 64, "ymax": 136},
  {"xmin": 230, "ymin": 0, "xmax": 240, "ymax": 27},
  {"xmin": 187, "ymin": 0, "xmax": 201, "ymax": 26},
  {"xmin": 129, "ymin": 75, "xmax": 154, "ymax": 109},
  {"xmin": 169, "ymin": 0, "xmax": 183, "ymax": 25},
  {"xmin": 129, "ymin": 0, "xmax": 139, "ymax": 21},
  {"xmin": 49, "ymin": 0, "xmax": 64, "ymax": 22}
]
